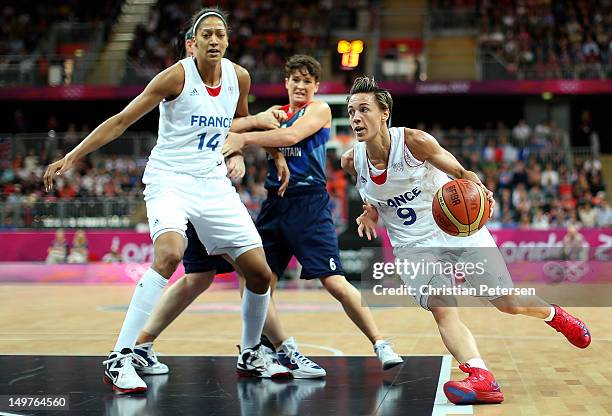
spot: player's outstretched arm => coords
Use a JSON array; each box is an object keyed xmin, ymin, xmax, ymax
[
  {"xmin": 406, "ymin": 128, "xmax": 495, "ymax": 213},
  {"xmin": 221, "ymin": 101, "xmax": 331, "ymax": 156},
  {"xmin": 43, "ymin": 64, "xmax": 183, "ymax": 191},
  {"xmin": 230, "ymin": 64, "xmax": 287, "ymax": 133}
]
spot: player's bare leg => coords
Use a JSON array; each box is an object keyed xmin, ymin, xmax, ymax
[
  {"xmin": 491, "ymin": 295, "xmax": 591, "ymax": 348},
  {"xmin": 320, "ymin": 275, "xmax": 381, "ymax": 342},
  {"xmin": 320, "ymin": 274, "xmax": 402, "ymax": 369},
  {"xmin": 428, "ymin": 295, "xmax": 504, "ymax": 405},
  {"xmin": 428, "ymin": 300, "xmax": 481, "ymax": 363},
  {"xmin": 139, "ymin": 272, "xmax": 215, "ymax": 344}
]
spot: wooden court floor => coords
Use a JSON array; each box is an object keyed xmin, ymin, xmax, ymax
[{"xmin": 0, "ymin": 284, "xmax": 610, "ymax": 415}]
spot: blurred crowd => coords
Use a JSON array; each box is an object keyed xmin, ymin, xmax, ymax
[
  {"xmin": 127, "ymin": 0, "xmax": 369, "ymax": 83},
  {"xmin": 0, "ymin": 0, "xmax": 121, "ymax": 56},
  {"xmin": 427, "ymin": 119, "xmax": 610, "ymax": 229},
  {"xmin": 1, "ymin": 117, "xmax": 609, "ymax": 230},
  {"xmin": 478, "ymin": 0, "xmax": 611, "ymax": 79}
]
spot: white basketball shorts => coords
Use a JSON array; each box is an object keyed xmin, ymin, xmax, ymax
[
  {"xmin": 393, "ymin": 226, "xmax": 513, "ymax": 309},
  {"xmin": 142, "ymin": 168, "xmax": 262, "ymax": 260}
]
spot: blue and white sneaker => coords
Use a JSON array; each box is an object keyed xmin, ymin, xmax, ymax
[
  {"xmin": 277, "ymin": 337, "xmax": 326, "ymax": 379},
  {"xmin": 133, "ymin": 342, "xmax": 169, "ymax": 375}
]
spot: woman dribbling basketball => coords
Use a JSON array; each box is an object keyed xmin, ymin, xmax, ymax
[{"xmin": 341, "ymin": 76, "xmax": 591, "ymax": 406}]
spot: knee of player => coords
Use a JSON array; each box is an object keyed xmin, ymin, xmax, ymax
[
  {"xmin": 493, "ymin": 296, "xmax": 524, "ymax": 315},
  {"xmin": 322, "ymin": 276, "xmax": 350, "ymax": 300},
  {"xmin": 247, "ymin": 265, "xmax": 273, "ymax": 287},
  {"xmin": 155, "ymin": 247, "xmax": 183, "ymax": 270},
  {"xmin": 430, "ymin": 304, "xmax": 459, "ymax": 322},
  {"xmin": 496, "ymin": 303, "xmax": 523, "ymax": 315}
]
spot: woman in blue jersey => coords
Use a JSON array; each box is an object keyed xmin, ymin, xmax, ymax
[
  {"xmin": 222, "ymin": 55, "xmax": 403, "ymax": 371},
  {"xmin": 44, "ymin": 7, "xmax": 291, "ymax": 393}
]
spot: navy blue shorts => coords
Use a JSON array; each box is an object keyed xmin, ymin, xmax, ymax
[
  {"xmin": 183, "ymin": 221, "xmax": 234, "ymax": 274},
  {"xmin": 256, "ymin": 188, "xmax": 344, "ymax": 280}
]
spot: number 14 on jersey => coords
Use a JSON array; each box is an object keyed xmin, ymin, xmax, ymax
[{"xmin": 197, "ymin": 133, "xmax": 221, "ymax": 151}]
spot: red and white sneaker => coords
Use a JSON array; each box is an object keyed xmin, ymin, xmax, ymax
[
  {"xmin": 443, "ymin": 364, "xmax": 504, "ymax": 405},
  {"xmin": 103, "ymin": 348, "xmax": 148, "ymax": 394},
  {"xmin": 546, "ymin": 305, "xmax": 591, "ymax": 348}
]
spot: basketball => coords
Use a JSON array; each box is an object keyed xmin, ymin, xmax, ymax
[{"xmin": 432, "ymin": 179, "xmax": 490, "ymax": 237}]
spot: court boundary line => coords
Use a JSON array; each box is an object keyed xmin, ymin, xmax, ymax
[{"xmin": 432, "ymin": 355, "xmax": 473, "ymax": 416}]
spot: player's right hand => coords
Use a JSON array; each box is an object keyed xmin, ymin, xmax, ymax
[
  {"xmin": 274, "ymin": 155, "xmax": 290, "ymax": 197},
  {"xmin": 356, "ymin": 204, "xmax": 379, "ymax": 240},
  {"xmin": 226, "ymin": 154, "xmax": 245, "ymax": 180},
  {"xmin": 256, "ymin": 110, "xmax": 284, "ymax": 130},
  {"xmin": 43, "ymin": 155, "xmax": 74, "ymax": 192}
]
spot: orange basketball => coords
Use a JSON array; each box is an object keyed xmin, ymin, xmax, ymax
[{"xmin": 432, "ymin": 179, "xmax": 490, "ymax": 237}]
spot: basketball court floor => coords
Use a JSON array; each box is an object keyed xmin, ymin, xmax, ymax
[{"xmin": 0, "ymin": 285, "xmax": 610, "ymax": 415}]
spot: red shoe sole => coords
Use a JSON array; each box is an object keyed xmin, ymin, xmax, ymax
[
  {"xmin": 103, "ymin": 375, "xmax": 147, "ymax": 394},
  {"xmin": 444, "ymin": 383, "xmax": 504, "ymax": 405}
]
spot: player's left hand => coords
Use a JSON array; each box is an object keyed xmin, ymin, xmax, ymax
[
  {"xmin": 222, "ymin": 132, "xmax": 246, "ymax": 157},
  {"xmin": 356, "ymin": 204, "xmax": 379, "ymax": 240},
  {"xmin": 478, "ymin": 183, "xmax": 495, "ymax": 218},
  {"xmin": 274, "ymin": 154, "xmax": 290, "ymax": 197},
  {"xmin": 226, "ymin": 154, "xmax": 245, "ymax": 180}
]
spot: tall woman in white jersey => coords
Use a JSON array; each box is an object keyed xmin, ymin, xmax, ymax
[
  {"xmin": 341, "ymin": 76, "xmax": 591, "ymax": 406},
  {"xmin": 43, "ymin": 7, "xmax": 290, "ymax": 393}
]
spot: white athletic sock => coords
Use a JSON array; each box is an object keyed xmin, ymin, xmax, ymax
[
  {"xmin": 374, "ymin": 340, "xmax": 387, "ymax": 349},
  {"xmin": 466, "ymin": 358, "xmax": 488, "ymax": 371},
  {"xmin": 114, "ymin": 268, "xmax": 168, "ymax": 351},
  {"xmin": 544, "ymin": 305, "xmax": 556, "ymax": 322},
  {"xmin": 241, "ymin": 287, "xmax": 270, "ymax": 350}
]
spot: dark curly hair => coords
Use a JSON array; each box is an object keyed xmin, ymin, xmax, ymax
[{"xmin": 284, "ymin": 54, "xmax": 322, "ymax": 81}]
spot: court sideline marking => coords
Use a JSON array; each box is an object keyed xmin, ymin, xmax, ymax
[{"xmin": 432, "ymin": 355, "xmax": 473, "ymax": 416}]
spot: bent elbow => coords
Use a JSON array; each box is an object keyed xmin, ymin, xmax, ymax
[{"xmin": 341, "ymin": 155, "xmax": 351, "ymax": 170}]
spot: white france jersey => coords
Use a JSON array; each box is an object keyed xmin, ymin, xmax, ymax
[
  {"xmin": 354, "ymin": 127, "xmax": 451, "ymax": 247},
  {"xmin": 146, "ymin": 57, "xmax": 239, "ymax": 177}
]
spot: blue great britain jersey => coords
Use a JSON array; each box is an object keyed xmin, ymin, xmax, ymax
[{"xmin": 264, "ymin": 103, "xmax": 329, "ymax": 192}]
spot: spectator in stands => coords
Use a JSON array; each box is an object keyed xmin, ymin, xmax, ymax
[
  {"xmin": 512, "ymin": 119, "xmax": 531, "ymax": 143},
  {"xmin": 578, "ymin": 202, "xmax": 597, "ymax": 227},
  {"xmin": 562, "ymin": 224, "xmax": 588, "ymax": 261},
  {"xmin": 532, "ymin": 209, "xmax": 550, "ymax": 230},
  {"xmin": 67, "ymin": 229, "xmax": 88, "ymax": 263},
  {"xmin": 46, "ymin": 229, "xmax": 68, "ymax": 264},
  {"xmin": 518, "ymin": 213, "xmax": 531, "ymax": 229},
  {"xmin": 102, "ymin": 236, "xmax": 122, "ymax": 263},
  {"xmin": 541, "ymin": 162, "xmax": 560, "ymax": 190},
  {"xmin": 595, "ymin": 200, "xmax": 612, "ymax": 227},
  {"xmin": 500, "ymin": 208, "xmax": 516, "ymax": 229}
]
